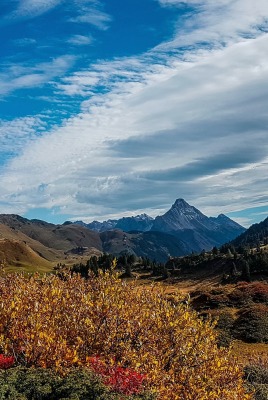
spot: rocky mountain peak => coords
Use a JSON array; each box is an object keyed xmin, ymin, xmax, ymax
[{"xmin": 173, "ymin": 198, "xmax": 189, "ymax": 208}]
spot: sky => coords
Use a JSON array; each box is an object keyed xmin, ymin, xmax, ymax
[{"xmin": 0, "ymin": 0, "xmax": 268, "ymax": 227}]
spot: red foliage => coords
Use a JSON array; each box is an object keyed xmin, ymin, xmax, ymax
[
  {"xmin": 0, "ymin": 354, "xmax": 15, "ymax": 369},
  {"xmin": 88, "ymin": 356, "xmax": 146, "ymax": 395},
  {"xmin": 230, "ymin": 281, "xmax": 268, "ymax": 305}
]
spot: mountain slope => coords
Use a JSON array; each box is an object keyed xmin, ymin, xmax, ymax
[
  {"xmin": 231, "ymin": 216, "xmax": 268, "ymax": 248},
  {"xmin": 0, "ymin": 238, "xmax": 52, "ymax": 272},
  {"xmin": 100, "ymin": 229, "xmax": 190, "ymax": 262},
  {"xmin": 0, "ymin": 215, "xmax": 103, "ymax": 253},
  {"xmin": 151, "ymin": 199, "xmax": 215, "ymax": 232},
  {"xmin": 0, "ymin": 214, "xmax": 190, "ymax": 265},
  {"xmin": 0, "ymin": 215, "xmax": 104, "ymax": 270}
]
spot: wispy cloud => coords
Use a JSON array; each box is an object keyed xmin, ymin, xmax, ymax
[
  {"xmin": 5, "ymin": 0, "xmax": 112, "ymax": 31},
  {"xmin": 12, "ymin": 37, "xmax": 37, "ymax": 46},
  {"xmin": 12, "ymin": 0, "xmax": 64, "ymax": 18},
  {"xmin": 0, "ymin": 55, "xmax": 76, "ymax": 97},
  {"xmin": 70, "ymin": 0, "xmax": 112, "ymax": 30},
  {"xmin": 68, "ymin": 34, "xmax": 94, "ymax": 46},
  {"xmin": 156, "ymin": 0, "xmax": 268, "ymax": 49}
]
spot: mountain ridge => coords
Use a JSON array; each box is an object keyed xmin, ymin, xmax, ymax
[
  {"xmin": 0, "ymin": 199, "xmax": 247, "ymax": 267},
  {"xmin": 73, "ymin": 199, "xmax": 244, "ymax": 234},
  {"xmin": 73, "ymin": 198, "xmax": 245, "ymax": 253}
]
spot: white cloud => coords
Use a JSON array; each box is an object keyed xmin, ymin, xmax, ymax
[
  {"xmin": 68, "ymin": 34, "xmax": 94, "ymax": 46},
  {"xmin": 68, "ymin": 0, "xmax": 112, "ymax": 30},
  {"xmin": 71, "ymin": 9, "xmax": 111, "ymax": 30},
  {"xmin": 0, "ymin": 116, "xmax": 46, "ymax": 154},
  {"xmin": 1, "ymin": 33, "xmax": 268, "ymax": 224},
  {"xmin": 0, "ymin": 55, "xmax": 76, "ymax": 97},
  {"xmin": 5, "ymin": 0, "xmax": 112, "ymax": 31},
  {"xmin": 156, "ymin": 0, "xmax": 268, "ymax": 49},
  {"xmin": 13, "ymin": 37, "xmax": 37, "ymax": 46},
  {"xmin": 12, "ymin": 0, "xmax": 63, "ymax": 18}
]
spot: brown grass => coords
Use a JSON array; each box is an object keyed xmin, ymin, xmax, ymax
[{"xmin": 231, "ymin": 340, "xmax": 268, "ymax": 366}]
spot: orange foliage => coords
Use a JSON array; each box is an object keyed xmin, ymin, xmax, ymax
[{"xmin": 0, "ymin": 271, "xmax": 251, "ymax": 399}]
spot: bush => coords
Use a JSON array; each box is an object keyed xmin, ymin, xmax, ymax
[
  {"xmin": 244, "ymin": 364, "xmax": 268, "ymax": 400},
  {"xmin": 245, "ymin": 364, "xmax": 268, "ymax": 384},
  {"xmin": 0, "ymin": 366, "xmax": 155, "ymax": 400},
  {"xmin": 232, "ymin": 305, "xmax": 268, "ymax": 342},
  {"xmin": 216, "ymin": 311, "xmax": 235, "ymax": 348},
  {"xmin": 253, "ymin": 384, "xmax": 268, "ymax": 400},
  {"xmin": 228, "ymin": 282, "xmax": 268, "ymax": 306},
  {"xmin": 0, "ymin": 354, "xmax": 15, "ymax": 369},
  {"xmin": 0, "ymin": 272, "xmax": 251, "ymax": 399}
]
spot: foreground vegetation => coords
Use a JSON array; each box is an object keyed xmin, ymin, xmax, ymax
[{"xmin": 0, "ymin": 269, "xmax": 251, "ymax": 399}]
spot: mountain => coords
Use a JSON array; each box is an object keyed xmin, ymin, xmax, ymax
[
  {"xmin": 0, "ymin": 214, "xmax": 189, "ymax": 266},
  {"xmin": 152, "ymin": 199, "xmax": 215, "ymax": 232},
  {"xmin": 210, "ymin": 213, "xmax": 244, "ymax": 231},
  {"xmin": 114, "ymin": 214, "xmax": 153, "ymax": 232},
  {"xmin": 74, "ymin": 214, "xmax": 153, "ymax": 233},
  {"xmin": 231, "ymin": 216, "xmax": 268, "ymax": 249},
  {"xmin": 0, "ymin": 214, "xmax": 103, "ymax": 271},
  {"xmin": 0, "ymin": 200, "xmax": 246, "ymax": 269},
  {"xmin": 75, "ymin": 219, "xmax": 117, "ymax": 232},
  {"xmin": 74, "ymin": 198, "xmax": 245, "ymax": 255},
  {"xmin": 0, "ymin": 215, "xmax": 102, "ymax": 254},
  {"xmin": 150, "ymin": 199, "xmax": 245, "ymax": 252}
]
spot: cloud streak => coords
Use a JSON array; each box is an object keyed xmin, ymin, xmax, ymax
[
  {"xmin": 156, "ymin": 0, "xmax": 268, "ymax": 49},
  {"xmin": 11, "ymin": 0, "xmax": 64, "ymax": 18},
  {"xmin": 0, "ymin": 55, "xmax": 76, "ymax": 97},
  {"xmin": 5, "ymin": 0, "xmax": 112, "ymax": 31},
  {"xmin": 68, "ymin": 34, "xmax": 94, "ymax": 46}
]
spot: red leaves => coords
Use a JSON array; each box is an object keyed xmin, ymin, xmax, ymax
[
  {"xmin": 0, "ymin": 354, "xmax": 15, "ymax": 369},
  {"xmin": 88, "ymin": 356, "xmax": 146, "ymax": 395}
]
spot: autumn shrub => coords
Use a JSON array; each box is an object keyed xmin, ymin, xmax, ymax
[
  {"xmin": 228, "ymin": 282, "xmax": 268, "ymax": 306},
  {"xmin": 191, "ymin": 289, "xmax": 230, "ymax": 311},
  {"xmin": 215, "ymin": 311, "xmax": 235, "ymax": 348},
  {"xmin": 0, "ymin": 354, "xmax": 15, "ymax": 369},
  {"xmin": 244, "ymin": 362, "xmax": 268, "ymax": 400},
  {"xmin": 248, "ymin": 282, "xmax": 268, "ymax": 303},
  {"xmin": 232, "ymin": 304, "xmax": 268, "ymax": 343},
  {"xmin": 88, "ymin": 356, "xmax": 147, "ymax": 395},
  {"xmin": 0, "ymin": 366, "xmax": 155, "ymax": 400},
  {"xmin": 0, "ymin": 272, "xmax": 252, "ymax": 399},
  {"xmin": 228, "ymin": 282, "xmax": 254, "ymax": 306}
]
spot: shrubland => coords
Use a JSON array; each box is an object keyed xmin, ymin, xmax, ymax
[
  {"xmin": 191, "ymin": 281, "xmax": 268, "ymax": 345},
  {"xmin": 0, "ymin": 270, "xmax": 251, "ymax": 399}
]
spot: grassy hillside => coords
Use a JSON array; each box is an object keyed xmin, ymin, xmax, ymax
[{"xmin": 0, "ymin": 238, "xmax": 52, "ymax": 273}]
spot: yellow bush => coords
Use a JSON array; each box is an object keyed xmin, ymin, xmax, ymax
[{"xmin": 0, "ymin": 271, "xmax": 251, "ymax": 399}]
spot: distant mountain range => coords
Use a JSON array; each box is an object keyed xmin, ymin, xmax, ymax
[
  {"xmin": 0, "ymin": 199, "xmax": 247, "ymax": 268},
  {"xmin": 74, "ymin": 198, "xmax": 245, "ymax": 253},
  {"xmin": 75, "ymin": 213, "xmax": 154, "ymax": 233}
]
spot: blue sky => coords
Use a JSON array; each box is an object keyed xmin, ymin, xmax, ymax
[{"xmin": 0, "ymin": 0, "xmax": 268, "ymax": 227}]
